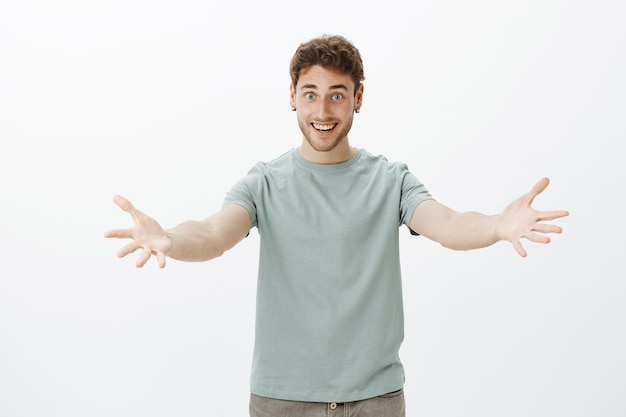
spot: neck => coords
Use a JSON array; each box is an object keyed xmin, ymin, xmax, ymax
[{"xmin": 297, "ymin": 138, "xmax": 356, "ymax": 165}]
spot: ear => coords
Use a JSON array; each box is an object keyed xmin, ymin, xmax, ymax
[
  {"xmin": 289, "ymin": 84, "xmax": 296, "ymax": 108},
  {"xmin": 355, "ymin": 83, "xmax": 364, "ymax": 109}
]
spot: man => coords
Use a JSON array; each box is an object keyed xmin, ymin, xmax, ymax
[{"xmin": 105, "ymin": 34, "xmax": 568, "ymax": 417}]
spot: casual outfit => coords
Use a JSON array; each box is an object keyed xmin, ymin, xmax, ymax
[{"xmin": 223, "ymin": 148, "xmax": 432, "ymax": 413}]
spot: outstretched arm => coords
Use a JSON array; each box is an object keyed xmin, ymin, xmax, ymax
[
  {"xmin": 409, "ymin": 177, "xmax": 569, "ymax": 257},
  {"xmin": 104, "ymin": 195, "xmax": 252, "ymax": 268}
]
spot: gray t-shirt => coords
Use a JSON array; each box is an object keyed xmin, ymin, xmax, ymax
[{"xmin": 223, "ymin": 148, "xmax": 432, "ymax": 402}]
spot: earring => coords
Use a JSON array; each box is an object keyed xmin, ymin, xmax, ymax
[
  {"xmin": 355, "ymin": 109, "xmax": 360, "ymax": 113},
  {"xmin": 291, "ymin": 106, "xmax": 296, "ymax": 111}
]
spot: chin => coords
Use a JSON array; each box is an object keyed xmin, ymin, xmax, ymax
[{"xmin": 306, "ymin": 136, "xmax": 344, "ymax": 153}]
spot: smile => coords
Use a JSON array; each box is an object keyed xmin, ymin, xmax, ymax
[{"xmin": 312, "ymin": 123, "xmax": 337, "ymax": 132}]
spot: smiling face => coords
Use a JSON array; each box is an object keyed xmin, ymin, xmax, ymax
[{"xmin": 290, "ymin": 65, "xmax": 363, "ymax": 164}]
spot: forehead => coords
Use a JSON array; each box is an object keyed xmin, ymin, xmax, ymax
[{"xmin": 296, "ymin": 65, "xmax": 353, "ymax": 91}]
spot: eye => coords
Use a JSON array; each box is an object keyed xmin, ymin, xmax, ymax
[
  {"xmin": 332, "ymin": 93, "xmax": 344, "ymax": 101},
  {"xmin": 305, "ymin": 92, "xmax": 315, "ymax": 100}
]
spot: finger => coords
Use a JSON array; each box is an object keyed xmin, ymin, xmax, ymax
[
  {"xmin": 537, "ymin": 210, "xmax": 570, "ymax": 221},
  {"xmin": 512, "ymin": 239, "xmax": 527, "ymax": 258},
  {"xmin": 113, "ymin": 195, "xmax": 145, "ymax": 226},
  {"xmin": 524, "ymin": 232, "xmax": 551, "ymax": 244},
  {"xmin": 533, "ymin": 223, "xmax": 563, "ymax": 235},
  {"xmin": 117, "ymin": 241, "xmax": 142, "ymax": 258},
  {"xmin": 156, "ymin": 251, "xmax": 167, "ymax": 268},
  {"xmin": 135, "ymin": 247, "xmax": 152, "ymax": 268},
  {"xmin": 526, "ymin": 177, "xmax": 550, "ymax": 206},
  {"xmin": 103, "ymin": 228, "xmax": 133, "ymax": 239},
  {"xmin": 113, "ymin": 195, "xmax": 135, "ymax": 213}
]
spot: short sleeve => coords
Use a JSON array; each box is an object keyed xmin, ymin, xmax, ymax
[
  {"xmin": 398, "ymin": 164, "xmax": 433, "ymax": 233},
  {"xmin": 222, "ymin": 163, "xmax": 263, "ymax": 228}
]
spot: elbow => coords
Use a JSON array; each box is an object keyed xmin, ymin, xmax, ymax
[{"xmin": 204, "ymin": 244, "xmax": 226, "ymax": 261}]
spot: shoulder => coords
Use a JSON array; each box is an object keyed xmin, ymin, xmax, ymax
[
  {"xmin": 247, "ymin": 149, "xmax": 295, "ymax": 175},
  {"xmin": 233, "ymin": 149, "xmax": 296, "ymax": 193},
  {"xmin": 357, "ymin": 149, "xmax": 411, "ymax": 176}
]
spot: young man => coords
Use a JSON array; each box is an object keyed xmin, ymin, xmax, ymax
[{"xmin": 105, "ymin": 35, "xmax": 568, "ymax": 417}]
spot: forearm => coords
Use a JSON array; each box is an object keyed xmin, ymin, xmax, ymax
[
  {"xmin": 438, "ymin": 211, "xmax": 500, "ymax": 251},
  {"xmin": 165, "ymin": 220, "xmax": 226, "ymax": 261},
  {"xmin": 164, "ymin": 205, "xmax": 251, "ymax": 262}
]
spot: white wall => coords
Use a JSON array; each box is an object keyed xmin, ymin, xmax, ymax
[{"xmin": 1, "ymin": 0, "xmax": 624, "ymax": 416}]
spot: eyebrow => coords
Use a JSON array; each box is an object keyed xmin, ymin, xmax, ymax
[{"xmin": 300, "ymin": 83, "xmax": 349, "ymax": 91}]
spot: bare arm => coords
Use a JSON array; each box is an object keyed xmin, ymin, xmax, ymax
[
  {"xmin": 104, "ymin": 195, "xmax": 251, "ymax": 268},
  {"xmin": 410, "ymin": 200, "xmax": 500, "ymax": 250},
  {"xmin": 409, "ymin": 177, "xmax": 569, "ymax": 257},
  {"xmin": 165, "ymin": 204, "xmax": 252, "ymax": 262}
]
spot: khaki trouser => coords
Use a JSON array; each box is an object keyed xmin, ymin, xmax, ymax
[{"xmin": 250, "ymin": 389, "xmax": 406, "ymax": 417}]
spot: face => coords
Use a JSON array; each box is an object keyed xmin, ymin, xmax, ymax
[{"xmin": 290, "ymin": 65, "xmax": 363, "ymax": 155}]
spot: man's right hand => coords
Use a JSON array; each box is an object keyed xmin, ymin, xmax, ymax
[{"xmin": 104, "ymin": 195, "xmax": 173, "ymax": 268}]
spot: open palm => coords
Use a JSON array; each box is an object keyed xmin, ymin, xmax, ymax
[
  {"xmin": 104, "ymin": 195, "xmax": 173, "ymax": 268},
  {"xmin": 495, "ymin": 177, "xmax": 569, "ymax": 257}
]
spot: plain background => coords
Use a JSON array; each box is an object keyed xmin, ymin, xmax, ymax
[{"xmin": 1, "ymin": 0, "xmax": 624, "ymax": 416}]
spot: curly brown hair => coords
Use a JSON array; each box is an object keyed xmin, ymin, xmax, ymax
[{"xmin": 289, "ymin": 34, "xmax": 365, "ymax": 95}]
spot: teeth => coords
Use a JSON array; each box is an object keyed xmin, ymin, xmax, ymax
[{"xmin": 313, "ymin": 123, "xmax": 335, "ymax": 132}]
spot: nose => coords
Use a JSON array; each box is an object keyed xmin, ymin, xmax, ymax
[{"xmin": 315, "ymin": 99, "xmax": 332, "ymax": 119}]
